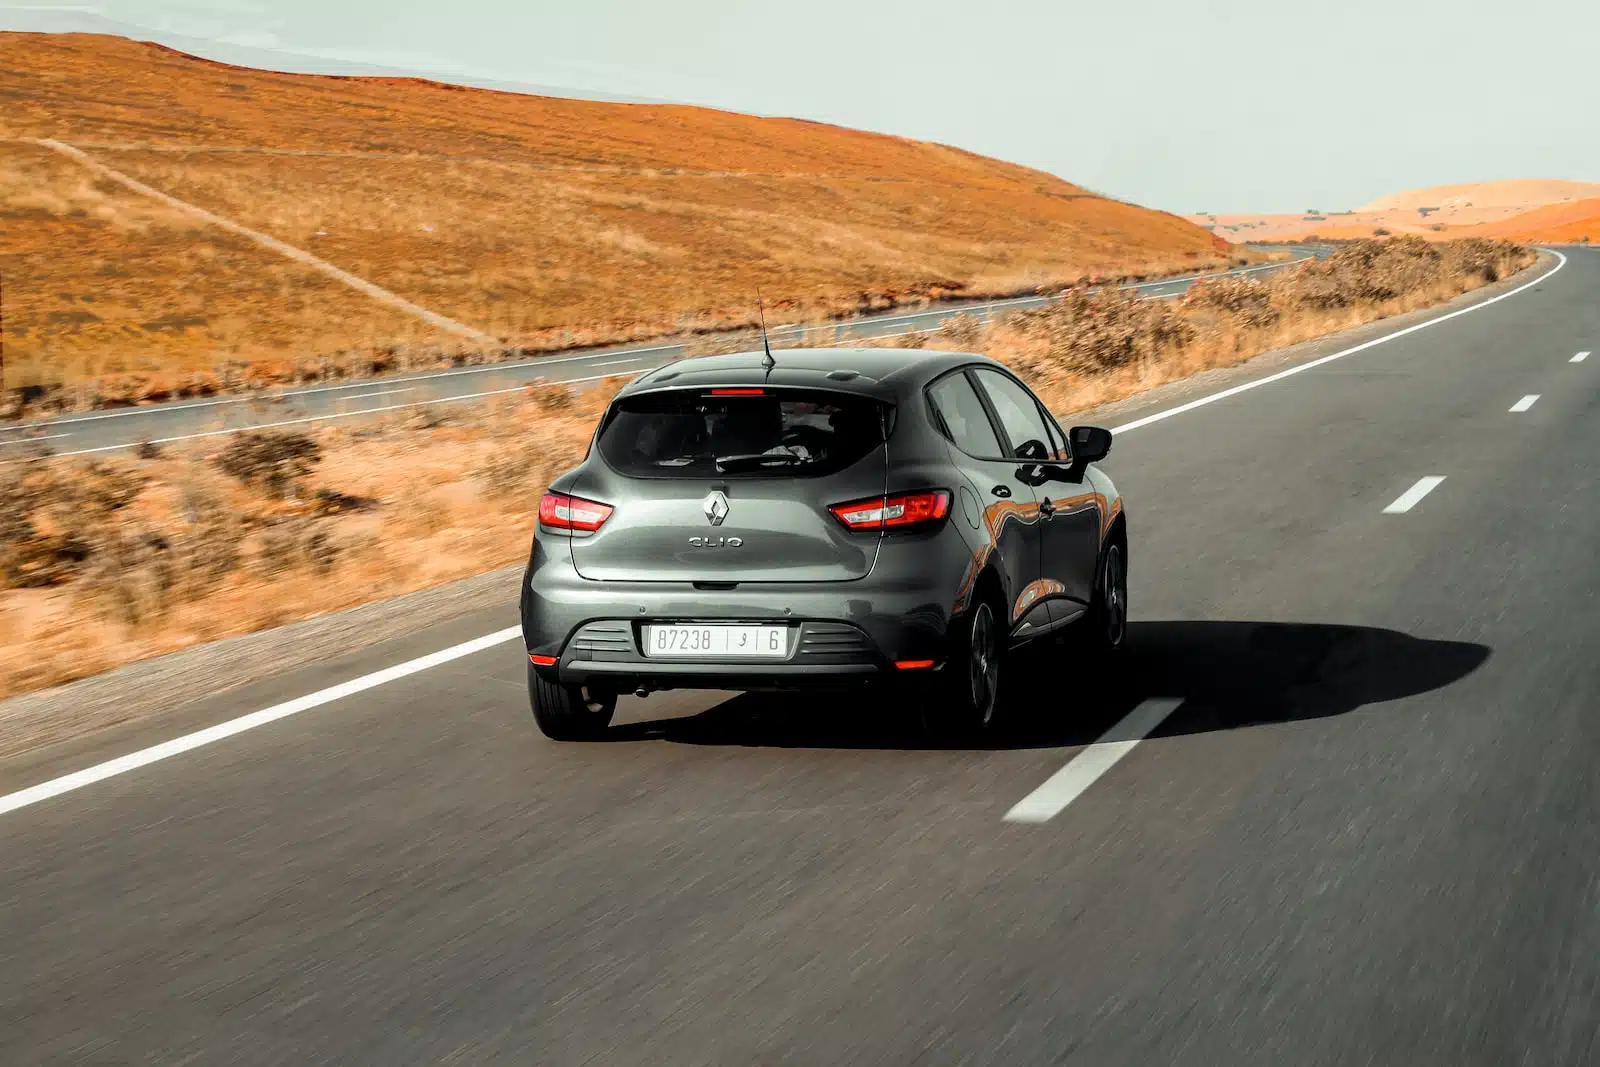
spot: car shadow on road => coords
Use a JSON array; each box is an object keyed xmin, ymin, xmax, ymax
[{"xmin": 603, "ymin": 620, "xmax": 1491, "ymax": 751}]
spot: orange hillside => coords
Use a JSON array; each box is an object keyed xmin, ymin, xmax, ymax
[
  {"xmin": 1189, "ymin": 179, "xmax": 1600, "ymax": 244},
  {"xmin": 1446, "ymin": 198, "xmax": 1600, "ymax": 243},
  {"xmin": 0, "ymin": 31, "xmax": 1236, "ymax": 392},
  {"xmin": 1358, "ymin": 180, "xmax": 1600, "ymax": 212}
]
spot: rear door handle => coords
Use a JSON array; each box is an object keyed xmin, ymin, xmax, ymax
[
  {"xmin": 990, "ymin": 485, "xmax": 1012, "ymax": 499},
  {"xmin": 1039, "ymin": 498, "xmax": 1056, "ymax": 518}
]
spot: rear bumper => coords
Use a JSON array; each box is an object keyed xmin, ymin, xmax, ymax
[
  {"xmin": 547, "ymin": 618, "xmax": 904, "ymax": 691},
  {"xmin": 521, "ymin": 544, "xmax": 958, "ymax": 693}
]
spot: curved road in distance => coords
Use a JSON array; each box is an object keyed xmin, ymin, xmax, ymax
[
  {"xmin": 2, "ymin": 247, "xmax": 1595, "ymax": 1064},
  {"xmin": 2, "ymin": 248, "xmax": 1321, "ymax": 458}
]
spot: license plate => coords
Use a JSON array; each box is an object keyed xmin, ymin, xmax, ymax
[{"xmin": 644, "ymin": 624, "xmax": 790, "ymax": 659}]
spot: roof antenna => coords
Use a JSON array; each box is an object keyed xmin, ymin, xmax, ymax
[{"xmin": 756, "ymin": 287, "xmax": 776, "ymax": 372}]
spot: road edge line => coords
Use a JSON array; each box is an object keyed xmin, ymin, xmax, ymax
[
  {"xmin": 1111, "ymin": 249, "xmax": 1567, "ymax": 434},
  {"xmin": 0, "ymin": 627, "xmax": 522, "ymax": 817}
]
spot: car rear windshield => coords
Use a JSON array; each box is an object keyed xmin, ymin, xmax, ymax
[{"xmin": 596, "ymin": 388, "xmax": 885, "ymax": 478}]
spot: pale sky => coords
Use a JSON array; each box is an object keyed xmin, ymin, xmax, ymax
[{"xmin": 6, "ymin": 0, "xmax": 1598, "ymax": 213}]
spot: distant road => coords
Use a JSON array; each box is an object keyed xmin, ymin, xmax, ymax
[
  {"xmin": 4, "ymin": 249, "xmax": 1320, "ymax": 458},
  {"xmin": 1, "ymin": 248, "xmax": 1593, "ymax": 1065}
]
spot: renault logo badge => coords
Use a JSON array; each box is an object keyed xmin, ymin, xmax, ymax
[{"xmin": 702, "ymin": 490, "xmax": 730, "ymax": 527}]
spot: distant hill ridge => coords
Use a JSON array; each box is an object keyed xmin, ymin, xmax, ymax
[
  {"xmin": 1358, "ymin": 180, "xmax": 1600, "ymax": 213},
  {"xmin": 0, "ymin": 30, "xmax": 1234, "ymax": 387}
]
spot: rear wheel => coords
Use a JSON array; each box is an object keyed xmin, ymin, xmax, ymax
[
  {"xmin": 923, "ymin": 595, "xmax": 1004, "ymax": 737},
  {"xmin": 528, "ymin": 664, "xmax": 616, "ymax": 741},
  {"xmin": 1083, "ymin": 541, "xmax": 1128, "ymax": 653}
]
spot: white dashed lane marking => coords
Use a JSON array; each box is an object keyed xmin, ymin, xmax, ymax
[
  {"xmin": 1004, "ymin": 699, "xmax": 1184, "ymax": 824},
  {"xmin": 1383, "ymin": 476, "xmax": 1447, "ymax": 514}
]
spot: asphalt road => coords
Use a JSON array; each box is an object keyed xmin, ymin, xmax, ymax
[
  {"xmin": 1, "ymin": 250, "xmax": 1317, "ymax": 458},
  {"xmin": 2, "ymin": 247, "xmax": 1595, "ymax": 1065}
]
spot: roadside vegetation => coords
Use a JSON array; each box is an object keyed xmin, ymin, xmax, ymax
[{"xmin": 0, "ymin": 237, "xmax": 1534, "ymax": 704}]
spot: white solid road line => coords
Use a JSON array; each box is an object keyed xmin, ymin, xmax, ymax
[
  {"xmin": 1509, "ymin": 394, "xmax": 1540, "ymax": 413},
  {"xmin": 0, "ymin": 628, "xmax": 523, "ymax": 818},
  {"xmin": 1004, "ymin": 699, "xmax": 1184, "ymax": 823},
  {"xmin": 0, "ymin": 433, "xmax": 71, "ymax": 447},
  {"xmin": 44, "ymin": 372, "xmax": 650, "ymax": 458},
  {"xmin": 1572, "ymin": 351, "xmax": 1590, "ymax": 363},
  {"xmin": 1383, "ymin": 476, "xmax": 1448, "ymax": 514},
  {"xmin": 340, "ymin": 388, "xmax": 415, "ymax": 401},
  {"xmin": 0, "ymin": 249, "xmax": 1557, "ymax": 819},
  {"xmin": 44, "ymin": 385, "xmax": 529, "ymax": 457}
]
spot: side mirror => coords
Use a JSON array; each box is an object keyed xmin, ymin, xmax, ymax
[{"xmin": 1068, "ymin": 425, "xmax": 1112, "ymax": 464}]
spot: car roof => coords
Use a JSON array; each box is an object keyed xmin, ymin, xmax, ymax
[{"xmin": 619, "ymin": 347, "xmax": 1001, "ymax": 400}]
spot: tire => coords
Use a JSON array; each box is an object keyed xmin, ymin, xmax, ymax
[
  {"xmin": 922, "ymin": 593, "xmax": 1004, "ymax": 738},
  {"xmin": 1082, "ymin": 539, "xmax": 1129, "ymax": 654},
  {"xmin": 528, "ymin": 664, "xmax": 616, "ymax": 741}
]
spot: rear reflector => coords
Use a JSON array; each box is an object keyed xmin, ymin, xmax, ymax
[
  {"xmin": 538, "ymin": 492, "xmax": 614, "ymax": 532},
  {"xmin": 829, "ymin": 490, "xmax": 952, "ymax": 531},
  {"xmin": 529, "ymin": 654, "xmax": 558, "ymax": 666},
  {"xmin": 895, "ymin": 659, "xmax": 935, "ymax": 670},
  {"xmin": 709, "ymin": 388, "xmax": 766, "ymax": 396}
]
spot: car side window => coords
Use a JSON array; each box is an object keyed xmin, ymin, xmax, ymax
[
  {"xmin": 970, "ymin": 368, "xmax": 1053, "ymax": 460},
  {"xmin": 1041, "ymin": 412, "xmax": 1071, "ymax": 462},
  {"xmin": 927, "ymin": 372, "xmax": 1004, "ymax": 458}
]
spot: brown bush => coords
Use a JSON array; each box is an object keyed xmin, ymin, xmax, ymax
[
  {"xmin": 528, "ymin": 379, "xmax": 576, "ymax": 411},
  {"xmin": 215, "ymin": 430, "xmax": 323, "ymax": 499},
  {"xmin": 1270, "ymin": 236, "xmax": 1525, "ymax": 313},
  {"xmin": 255, "ymin": 517, "xmax": 339, "ymax": 577},
  {"xmin": 0, "ymin": 460, "xmax": 142, "ymax": 588},
  {"xmin": 1181, "ymin": 276, "xmax": 1281, "ymax": 330},
  {"xmin": 1000, "ymin": 287, "xmax": 1198, "ymax": 382},
  {"xmin": 936, "ymin": 313, "xmax": 984, "ymax": 348}
]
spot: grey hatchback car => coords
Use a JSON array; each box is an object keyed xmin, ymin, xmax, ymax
[{"xmin": 520, "ymin": 347, "xmax": 1127, "ymax": 739}]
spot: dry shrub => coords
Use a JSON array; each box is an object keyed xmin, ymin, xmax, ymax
[
  {"xmin": 254, "ymin": 517, "xmax": 339, "ymax": 578},
  {"xmin": 216, "ymin": 430, "xmax": 323, "ymax": 498},
  {"xmin": 1181, "ymin": 276, "xmax": 1280, "ymax": 330},
  {"xmin": 937, "ymin": 313, "xmax": 984, "ymax": 348},
  {"xmin": 0, "ymin": 459, "xmax": 142, "ymax": 588},
  {"xmin": 73, "ymin": 474, "xmax": 244, "ymax": 626},
  {"xmin": 476, "ymin": 439, "xmax": 564, "ymax": 501},
  {"xmin": 998, "ymin": 287, "xmax": 1197, "ymax": 384},
  {"xmin": 528, "ymin": 379, "xmax": 576, "ymax": 411},
  {"xmin": 1272, "ymin": 236, "xmax": 1520, "ymax": 312},
  {"xmin": 972, "ymin": 237, "xmax": 1533, "ymax": 413}
]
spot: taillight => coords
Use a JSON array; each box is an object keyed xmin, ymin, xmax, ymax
[
  {"xmin": 538, "ymin": 492, "xmax": 613, "ymax": 532},
  {"xmin": 829, "ymin": 490, "xmax": 951, "ymax": 531}
]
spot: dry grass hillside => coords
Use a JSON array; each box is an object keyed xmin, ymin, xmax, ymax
[{"xmin": 0, "ymin": 31, "xmax": 1236, "ymax": 402}]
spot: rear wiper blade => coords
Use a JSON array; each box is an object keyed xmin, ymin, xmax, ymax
[{"xmin": 714, "ymin": 452, "xmax": 805, "ymax": 473}]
